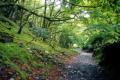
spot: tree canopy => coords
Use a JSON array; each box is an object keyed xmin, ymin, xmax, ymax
[{"xmin": 0, "ymin": 0, "xmax": 120, "ymax": 80}]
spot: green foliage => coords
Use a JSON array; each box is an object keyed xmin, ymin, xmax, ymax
[
  {"xmin": 58, "ymin": 27, "xmax": 78, "ymax": 48},
  {"xmin": 0, "ymin": 43, "xmax": 29, "ymax": 63},
  {"xmin": 81, "ymin": 23, "xmax": 120, "ymax": 75},
  {"xmin": 83, "ymin": 32, "xmax": 115, "ymax": 51},
  {"xmin": 32, "ymin": 27, "xmax": 50, "ymax": 40},
  {"xmin": 1, "ymin": 0, "xmax": 120, "ymax": 79},
  {"xmin": 59, "ymin": 32, "xmax": 72, "ymax": 48},
  {"xmin": 6, "ymin": 61, "xmax": 27, "ymax": 80},
  {"xmin": 0, "ymin": 43, "xmax": 44, "ymax": 80},
  {"xmin": 81, "ymin": 23, "xmax": 120, "ymax": 50},
  {"xmin": 0, "ymin": 15, "xmax": 18, "ymax": 27},
  {"xmin": 0, "ymin": 43, "xmax": 29, "ymax": 79}
]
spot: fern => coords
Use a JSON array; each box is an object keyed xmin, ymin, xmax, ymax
[{"xmin": 0, "ymin": 15, "xmax": 18, "ymax": 27}]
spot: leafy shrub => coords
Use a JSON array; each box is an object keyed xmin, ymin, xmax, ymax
[
  {"xmin": 83, "ymin": 24, "xmax": 120, "ymax": 80},
  {"xmin": 32, "ymin": 27, "xmax": 50, "ymax": 40},
  {"xmin": 59, "ymin": 32, "xmax": 73, "ymax": 48},
  {"xmin": 58, "ymin": 28, "xmax": 78, "ymax": 48},
  {"xmin": 83, "ymin": 34, "xmax": 104, "ymax": 51},
  {"xmin": 82, "ymin": 23, "xmax": 120, "ymax": 50},
  {"xmin": 0, "ymin": 15, "xmax": 18, "ymax": 27},
  {"xmin": 0, "ymin": 32, "xmax": 13, "ymax": 43},
  {"xmin": 83, "ymin": 30, "xmax": 118, "ymax": 52}
]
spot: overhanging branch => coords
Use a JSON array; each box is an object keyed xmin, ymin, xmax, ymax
[
  {"xmin": 64, "ymin": 1, "xmax": 101, "ymax": 8},
  {"xmin": 0, "ymin": 2, "xmax": 73, "ymax": 21}
]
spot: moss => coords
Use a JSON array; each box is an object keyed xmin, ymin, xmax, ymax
[
  {"xmin": 31, "ymin": 61, "xmax": 44, "ymax": 68},
  {"xmin": 0, "ymin": 21, "xmax": 79, "ymax": 80},
  {"xmin": 0, "ymin": 43, "xmax": 29, "ymax": 63},
  {"xmin": 0, "ymin": 43, "xmax": 44, "ymax": 79},
  {"xmin": 6, "ymin": 61, "xmax": 27, "ymax": 80}
]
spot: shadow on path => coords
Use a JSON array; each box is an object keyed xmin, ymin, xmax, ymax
[{"xmin": 62, "ymin": 49, "xmax": 109, "ymax": 80}]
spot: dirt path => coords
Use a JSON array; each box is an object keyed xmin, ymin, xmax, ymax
[{"xmin": 61, "ymin": 49, "xmax": 109, "ymax": 80}]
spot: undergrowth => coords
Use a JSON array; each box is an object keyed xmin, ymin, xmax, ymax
[{"xmin": 0, "ymin": 21, "xmax": 78, "ymax": 80}]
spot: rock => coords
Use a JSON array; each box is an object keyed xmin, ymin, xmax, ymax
[
  {"xmin": 7, "ymin": 72, "xmax": 14, "ymax": 78},
  {"xmin": 67, "ymin": 66, "xmax": 72, "ymax": 68},
  {"xmin": 61, "ymin": 49, "xmax": 109, "ymax": 80},
  {"xmin": 10, "ymin": 78, "xmax": 15, "ymax": 80},
  {"xmin": 34, "ymin": 76, "xmax": 39, "ymax": 80},
  {"xmin": 5, "ymin": 64, "xmax": 10, "ymax": 68},
  {"xmin": 34, "ymin": 75, "xmax": 45, "ymax": 80},
  {"xmin": 0, "ymin": 68, "xmax": 4, "ymax": 75},
  {"xmin": 40, "ymin": 76, "xmax": 45, "ymax": 80}
]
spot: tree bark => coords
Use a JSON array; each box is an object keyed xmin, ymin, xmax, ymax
[{"xmin": 43, "ymin": 0, "xmax": 47, "ymax": 28}]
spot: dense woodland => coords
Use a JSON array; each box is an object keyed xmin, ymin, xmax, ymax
[{"xmin": 0, "ymin": 0, "xmax": 120, "ymax": 80}]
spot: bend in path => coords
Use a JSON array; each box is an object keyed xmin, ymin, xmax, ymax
[{"xmin": 62, "ymin": 49, "xmax": 109, "ymax": 80}]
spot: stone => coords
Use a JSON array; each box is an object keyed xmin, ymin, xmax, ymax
[
  {"xmin": 0, "ymin": 68, "xmax": 4, "ymax": 75},
  {"xmin": 7, "ymin": 72, "xmax": 14, "ymax": 78},
  {"xmin": 10, "ymin": 78, "xmax": 15, "ymax": 80}
]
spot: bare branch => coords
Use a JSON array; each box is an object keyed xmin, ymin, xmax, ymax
[{"xmin": 0, "ymin": 2, "xmax": 73, "ymax": 21}]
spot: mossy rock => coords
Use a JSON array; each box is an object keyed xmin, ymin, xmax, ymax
[{"xmin": 0, "ymin": 32, "xmax": 13, "ymax": 43}]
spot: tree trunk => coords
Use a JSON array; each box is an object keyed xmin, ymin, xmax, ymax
[
  {"xmin": 43, "ymin": 0, "xmax": 47, "ymax": 28},
  {"xmin": 18, "ymin": 26, "xmax": 23, "ymax": 34}
]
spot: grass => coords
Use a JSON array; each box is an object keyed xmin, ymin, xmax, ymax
[
  {"xmin": 0, "ymin": 42, "xmax": 45, "ymax": 79},
  {"xmin": 0, "ymin": 21, "xmax": 78, "ymax": 80}
]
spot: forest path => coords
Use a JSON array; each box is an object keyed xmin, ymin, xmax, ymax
[{"xmin": 61, "ymin": 49, "xmax": 109, "ymax": 80}]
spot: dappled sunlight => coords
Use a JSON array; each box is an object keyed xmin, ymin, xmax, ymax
[{"xmin": 0, "ymin": 0, "xmax": 120, "ymax": 80}]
